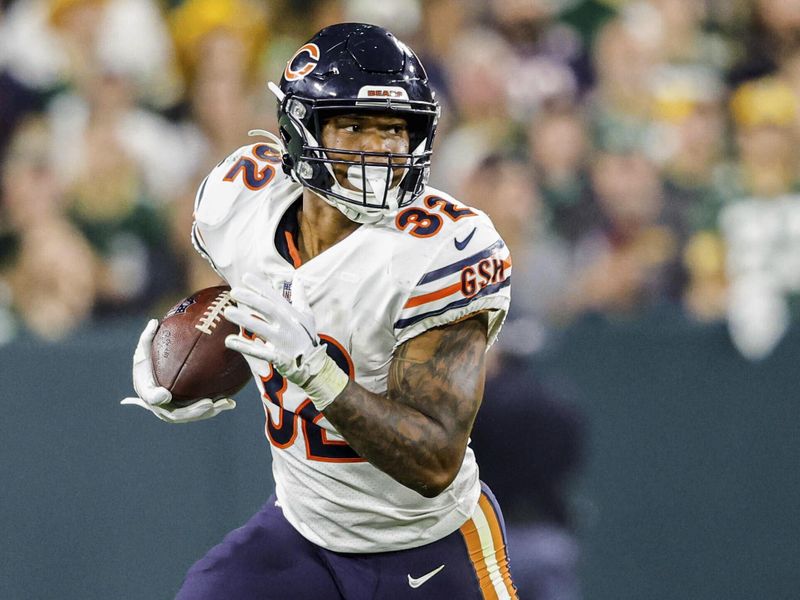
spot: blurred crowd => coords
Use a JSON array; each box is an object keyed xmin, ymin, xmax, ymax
[{"xmin": 2, "ymin": 0, "xmax": 799, "ymax": 360}]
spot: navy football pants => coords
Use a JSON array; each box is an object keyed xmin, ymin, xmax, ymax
[{"xmin": 175, "ymin": 482, "xmax": 518, "ymax": 599}]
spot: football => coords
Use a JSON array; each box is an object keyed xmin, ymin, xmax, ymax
[{"xmin": 151, "ymin": 286, "xmax": 251, "ymax": 407}]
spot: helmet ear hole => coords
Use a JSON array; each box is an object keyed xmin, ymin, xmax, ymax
[
  {"xmin": 278, "ymin": 114, "xmax": 305, "ymax": 163},
  {"xmin": 276, "ymin": 135, "xmax": 291, "ymax": 175}
]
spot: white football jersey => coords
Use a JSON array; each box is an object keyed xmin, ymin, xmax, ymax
[{"xmin": 191, "ymin": 143, "xmax": 511, "ymax": 553}]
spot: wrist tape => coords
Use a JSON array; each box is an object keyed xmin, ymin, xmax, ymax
[{"xmin": 302, "ymin": 354, "xmax": 349, "ymax": 411}]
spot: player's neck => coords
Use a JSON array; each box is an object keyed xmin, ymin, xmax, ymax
[{"xmin": 297, "ymin": 191, "xmax": 360, "ymax": 262}]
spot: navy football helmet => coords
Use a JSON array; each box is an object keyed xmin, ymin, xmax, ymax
[{"xmin": 268, "ymin": 23, "xmax": 440, "ymax": 223}]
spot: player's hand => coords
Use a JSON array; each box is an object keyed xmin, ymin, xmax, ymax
[
  {"xmin": 121, "ymin": 319, "xmax": 236, "ymax": 424},
  {"xmin": 223, "ymin": 273, "xmax": 348, "ymax": 411}
]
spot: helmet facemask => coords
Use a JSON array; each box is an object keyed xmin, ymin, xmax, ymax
[{"xmin": 273, "ymin": 86, "xmax": 438, "ymax": 224}]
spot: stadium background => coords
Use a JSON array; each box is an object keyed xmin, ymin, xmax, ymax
[{"xmin": 0, "ymin": 0, "xmax": 798, "ymax": 598}]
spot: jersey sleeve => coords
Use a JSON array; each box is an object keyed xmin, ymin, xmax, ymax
[
  {"xmin": 190, "ymin": 173, "xmax": 225, "ymax": 278},
  {"xmin": 190, "ymin": 144, "xmax": 280, "ymax": 282},
  {"xmin": 394, "ymin": 215, "xmax": 511, "ymax": 348}
]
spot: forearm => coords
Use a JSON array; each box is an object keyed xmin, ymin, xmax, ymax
[
  {"xmin": 323, "ymin": 380, "xmax": 466, "ymax": 497},
  {"xmin": 323, "ymin": 315, "xmax": 488, "ymax": 497}
]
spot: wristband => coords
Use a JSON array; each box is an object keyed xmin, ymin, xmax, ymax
[{"xmin": 302, "ymin": 354, "xmax": 349, "ymax": 411}]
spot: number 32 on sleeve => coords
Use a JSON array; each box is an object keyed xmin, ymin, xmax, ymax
[
  {"xmin": 395, "ymin": 195, "xmax": 476, "ymax": 238},
  {"xmin": 223, "ymin": 144, "xmax": 281, "ymax": 191}
]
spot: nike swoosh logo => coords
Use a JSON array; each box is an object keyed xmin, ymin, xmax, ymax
[
  {"xmin": 454, "ymin": 228, "xmax": 477, "ymax": 251},
  {"xmin": 408, "ymin": 564, "xmax": 445, "ymax": 588}
]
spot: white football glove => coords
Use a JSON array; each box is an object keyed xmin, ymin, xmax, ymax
[
  {"xmin": 223, "ymin": 273, "xmax": 349, "ymax": 411},
  {"xmin": 121, "ymin": 319, "xmax": 236, "ymax": 424}
]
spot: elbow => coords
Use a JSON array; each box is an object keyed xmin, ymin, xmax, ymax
[
  {"xmin": 413, "ymin": 464, "xmax": 460, "ymax": 498},
  {"xmin": 402, "ymin": 434, "xmax": 469, "ymax": 497},
  {"xmin": 417, "ymin": 482, "xmax": 450, "ymax": 498}
]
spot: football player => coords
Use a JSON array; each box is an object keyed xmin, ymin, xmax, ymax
[{"xmin": 124, "ymin": 23, "xmax": 516, "ymax": 599}]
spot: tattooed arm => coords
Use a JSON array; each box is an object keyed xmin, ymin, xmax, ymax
[{"xmin": 322, "ymin": 312, "xmax": 489, "ymax": 497}]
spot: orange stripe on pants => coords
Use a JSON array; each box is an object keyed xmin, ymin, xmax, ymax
[
  {"xmin": 478, "ymin": 494, "xmax": 518, "ymax": 598},
  {"xmin": 459, "ymin": 515, "xmax": 499, "ymax": 600}
]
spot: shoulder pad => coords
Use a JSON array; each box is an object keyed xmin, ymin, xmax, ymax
[
  {"xmin": 393, "ymin": 186, "xmax": 511, "ymax": 346},
  {"xmin": 194, "ymin": 143, "xmax": 285, "ymax": 229}
]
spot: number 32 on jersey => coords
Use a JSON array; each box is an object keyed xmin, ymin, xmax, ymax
[
  {"xmin": 259, "ymin": 335, "xmax": 364, "ymax": 463},
  {"xmin": 395, "ymin": 195, "xmax": 476, "ymax": 238}
]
